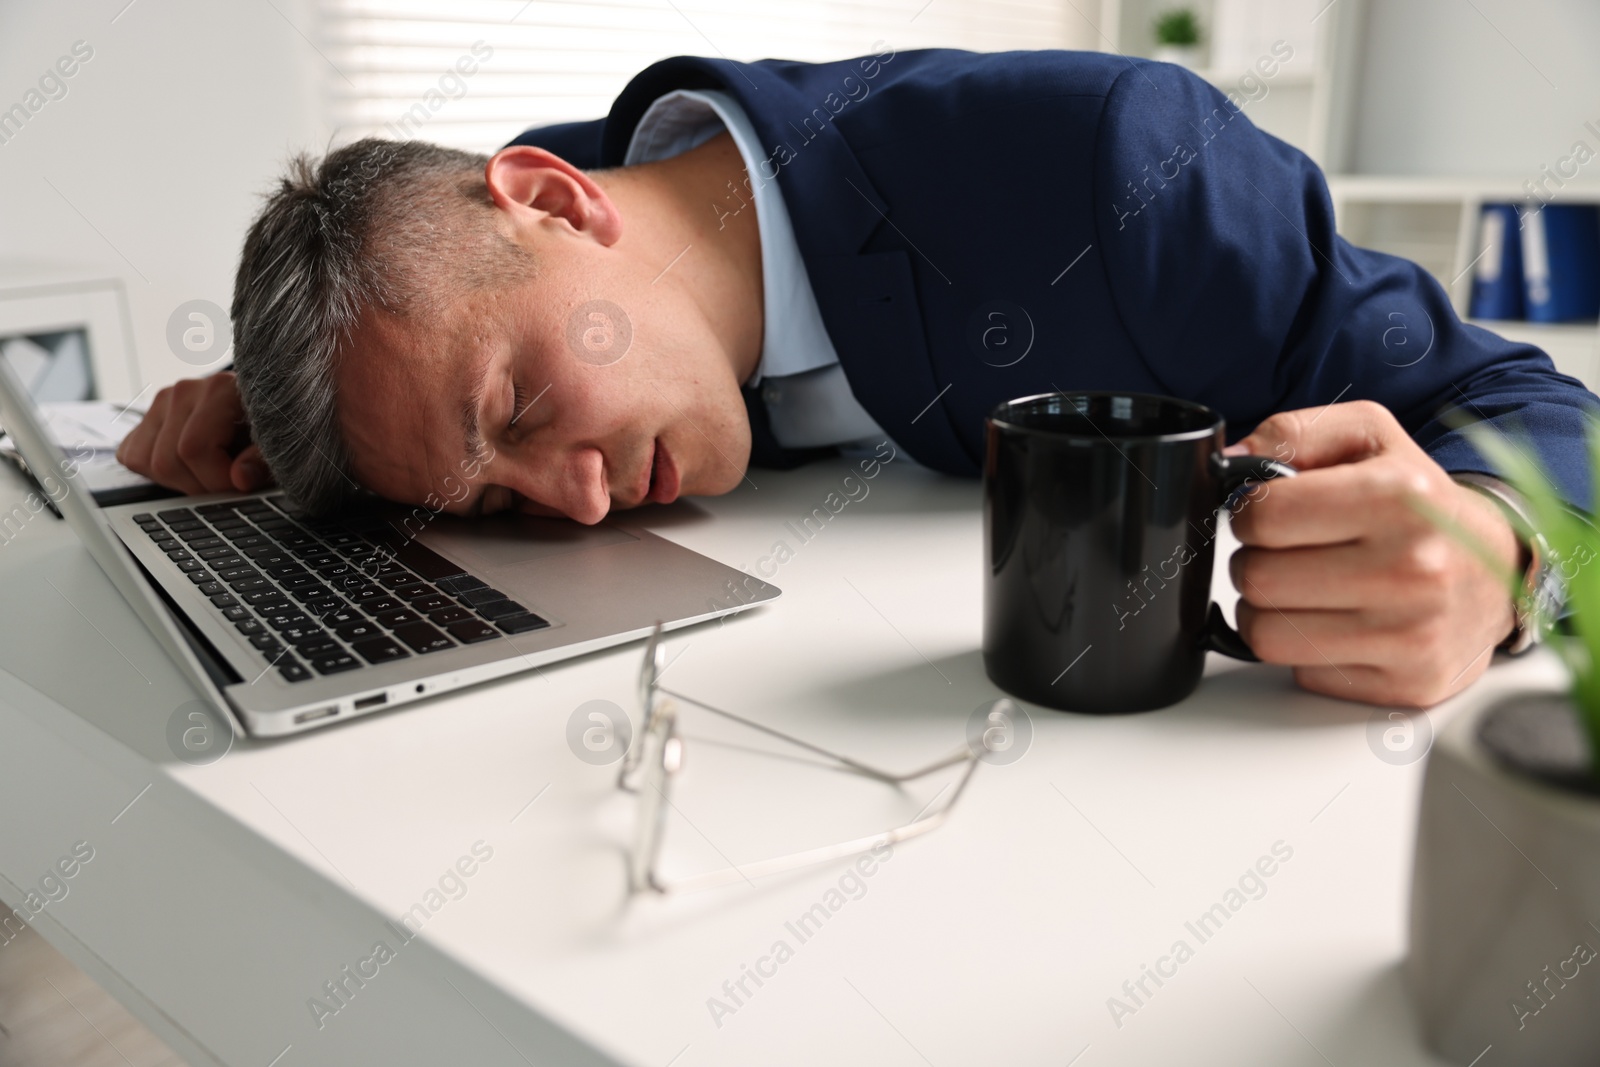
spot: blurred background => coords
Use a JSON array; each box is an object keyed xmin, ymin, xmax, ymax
[
  {"xmin": 0, "ymin": 0, "xmax": 1600, "ymax": 409},
  {"xmin": 0, "ymin": 1, "xmax": 1596, "ymax": 1063},
  {"xmin": 1, "ymin": 0, "xmax": 1599, "ymax": 407}
]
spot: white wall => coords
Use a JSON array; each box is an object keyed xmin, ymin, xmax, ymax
[
  {"xmin": 1350, "ymin": 0, "xmax": 1600, "ymax": 178},
  {"xmin": 0, "ymin": 0, "xmax": 325, "ymax": 396}
]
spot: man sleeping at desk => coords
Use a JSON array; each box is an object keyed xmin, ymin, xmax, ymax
[{"xmin": 116, "ymin": 48, "xmax": 1598, "ymax": 710}]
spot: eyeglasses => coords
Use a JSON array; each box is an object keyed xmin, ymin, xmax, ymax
[{"xmin": 619, "ymin": 623, "xmax": 987, "ymax": 894}]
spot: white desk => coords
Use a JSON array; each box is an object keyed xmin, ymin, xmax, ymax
[{"xmin": 0, "ymin": 457, "xmax": 1566, "ymax": 1067}]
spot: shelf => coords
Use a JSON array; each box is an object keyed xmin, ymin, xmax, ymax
[{"xmin": 1327, "ymin": 174, "xmax": 1600, "ymax": 205}]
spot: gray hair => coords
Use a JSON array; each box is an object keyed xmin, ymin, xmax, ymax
[{"xmin": 230, "ymin": 138, "xmax": 532, "ymax": 516}]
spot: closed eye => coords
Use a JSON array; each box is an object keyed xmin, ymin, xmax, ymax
[{"xmin": 508, "ymin": 382, "xmax": 530, "ymax": 430}]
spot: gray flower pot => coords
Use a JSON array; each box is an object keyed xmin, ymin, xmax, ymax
[{"xmin": 1408, "ymin": 690, "xmax": 1600, "ymax": 1065}]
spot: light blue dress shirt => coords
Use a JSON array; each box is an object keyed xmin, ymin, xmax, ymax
[{"xmin": 625, "ymin": 89, "xmax": 889, "ymax": 451}]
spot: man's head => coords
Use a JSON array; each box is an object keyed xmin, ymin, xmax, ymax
[{"xmin": 231, "ymin": 136, "xmax": 758, "ymax": 522}]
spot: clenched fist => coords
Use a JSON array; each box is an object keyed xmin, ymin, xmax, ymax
[{"xmin": 115, "ymin": 372, "xmax": 272, "ymax": 495}]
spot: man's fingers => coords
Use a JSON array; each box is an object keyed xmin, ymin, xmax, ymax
[
  {"xmin": 1229, "ymin": 458, "xmax": 1434, "ymax": 548},
  {"xmin": 1289, "ymin": 665, "xmax": 1398, "ymax": 706},
  {"xmin": 1234, "ymin": 601, "xmax": 1387, "ymax": 668},
  {"xmin": 1227, "ymin": 399, "xmax": 1408, "ymax": 471},
  {"xmin": 174, "ymin": 376, "xmax": 250, "ymax": 492},
  {"xmin": 147, "ymin": 386, "xmax": 207, "ymax": 494},
  {"xmin": 114, "ymin": 388, "xmax": 166, "ymax": 476},
  {"xmin": 230, "ymin": 444, "xmax": 272, "ymax": 492},
  {"xmin": 1230, "ymin": 543, "xmax": 1401, "ymax": 611}
]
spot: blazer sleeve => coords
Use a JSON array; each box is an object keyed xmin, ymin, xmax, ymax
[{"xmin": 1092, "ymin": 61, "xmax": 1599, "ymax": 514}]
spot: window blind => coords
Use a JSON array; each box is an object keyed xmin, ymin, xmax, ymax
[{"xmin": 323, "ymin": 0, "xmax": 1079, "ymax": 152}]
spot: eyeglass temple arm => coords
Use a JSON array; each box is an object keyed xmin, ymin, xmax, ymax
[
  {"xmin": 648, "ymin": 750, "xmax": 981, "ymax": 895},
  {"xmin": 654, "ymin": 687, "xmax": 970, "ymax": 784}
]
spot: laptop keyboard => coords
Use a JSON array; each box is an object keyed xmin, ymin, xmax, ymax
[{"xmin": 131, "ymin": 495, "xmax": 549, "ymax": 684}]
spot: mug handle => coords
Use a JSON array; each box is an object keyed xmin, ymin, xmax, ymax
[{"xmin": 1201, "ymin": 453, "xmax": 1298, "ymax": 662}]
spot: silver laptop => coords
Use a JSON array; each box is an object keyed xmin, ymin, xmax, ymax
[{"xmin": 0, "ymin": 359, "xmax": 779, "ymax": 738}]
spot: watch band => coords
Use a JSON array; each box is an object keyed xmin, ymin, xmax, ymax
[{"xmin": 1450, "ymin": 472, "xmax": 1558, "ymax": 655}]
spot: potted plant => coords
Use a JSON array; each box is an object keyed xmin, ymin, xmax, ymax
[
  {"xmin": 1151, "ymin": 8, "xmax": 1204, "ymax": 68},
  {"xmin": 1407, "ymin": 420, "xmax": 1600, "ymax": 1065}
]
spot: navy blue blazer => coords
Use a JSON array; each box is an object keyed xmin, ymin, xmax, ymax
[{"xmin": 508, "ymin": 49, "xmax": 1599, "ymax": 511}]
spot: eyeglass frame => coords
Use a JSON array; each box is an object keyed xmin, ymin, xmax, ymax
[{"xmin": 617, "ymin": 623, "xmax": 988, "ymax": 894}]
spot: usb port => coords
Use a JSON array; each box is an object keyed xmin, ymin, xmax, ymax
[
  {"xmin": 353, "ymin": 692, "xmax": 388, "ymax": 711},
  {"xmin": 293, "ymin": 705, "xmax": 339, "ymax": 725}
]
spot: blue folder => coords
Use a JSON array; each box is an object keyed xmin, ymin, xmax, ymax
[{"xmin": 1521, "ymin": 203, "xmax": 1600, "ymax": 323}]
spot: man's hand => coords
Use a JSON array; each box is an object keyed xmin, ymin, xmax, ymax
[
  {"xmin": 115, "ymin": 372, "xmax": 272, "ymax": 495},
  {"xmin": 1224, "ymin": 399, "xmax": 1522, "ymax": 708}
]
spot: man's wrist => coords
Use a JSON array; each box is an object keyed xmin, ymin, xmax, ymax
[{"xmin": 1451, "ymin": 472, "xmax": 1545, "ymax": 654}]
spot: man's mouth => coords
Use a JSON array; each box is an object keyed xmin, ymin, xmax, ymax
[{"xmin": 646, "ymin": 439, "xmax": 680, "ymax": 505}]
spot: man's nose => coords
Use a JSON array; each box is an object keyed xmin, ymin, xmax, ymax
[{"xmin": 513, "ymin": 447, "xmax": 610, "ymax": 525}]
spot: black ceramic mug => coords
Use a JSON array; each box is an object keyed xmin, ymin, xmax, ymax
[{"xmin": 982, "ymin": 392, "xmax": 1297, "ymax": 713}]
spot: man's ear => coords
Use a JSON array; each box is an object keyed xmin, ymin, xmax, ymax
[{"xmin": 484, "ymin": 146, "xmax": 621, "ymax": 246}]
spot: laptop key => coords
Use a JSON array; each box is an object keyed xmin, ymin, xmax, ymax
[
  {"xmin": 446, "ymin": 620, "xmax": 498, "ymax": 644},
  {"xmin": 476, "ymin": 599, "xmax": 527, "ymax": 620},
  {"xmin": 335, "ymin": 621, "xmax": 383, "ymax": 642},
  {"xmin": 290, "ymin": 584, "xmax": 333, "ymax": 604},
  {"xmin": 155, "ymin": 538, "xmax": 182, "ymax": 552},
  {"xmin": 377, "ymin": 570, "xmax": 423, "ymax": 590},
  {"xmin": 235, "ymin": 618, "xmax": 264, "ymax": 635},
  {"xmin": 351, "ymin": 636, "xmax": 409, "ymax": 663},
  {"xmin": 348, "ymin": 585, "xmax": 387, "ymax": 604},
  {"xmin": 244, "ymin": 588, "xmax": 287, "ymax": 606},
  {"xmin": 168, "ymin": 520, "xmax": 206, "ymax": 534},
  {"xmin": 188, "ymin": 570, "xmax": 213, "ymax": 584},
  {"xmin": 187, "ymin": 536, "xmax": 225, "ymax": 551},
  {"xmin": 278, "ymin": 658, "xmax": 313, "ymax": 683},
  {"xmin": 156, "ymin": 507, "xmax": 197, "ymax": 523},
  {"xmin": 282, "ymin": 572, "xmax": 322, "ymax": 589},
  {"xmin": 176, "ymin": 559, "xmax": 203, "ymax": 573},
  {"xmin": 321, "ymin": 607, "xmax": 363, "ymax": 627},
  {"xmin": 177, "ymin": 527, "xmax": 216, "ymax": 541},
  {"xmin": 434, "ymin": 574, "xmax": 488, "ymax": 595},
  {"xmin": 364, "ymin": 596, "xmax": 403, "ymax": 614},
  {"xmin": 249, "ymin": 633, "xmax": 283, "ymax": 652},
  {"xmin": 223, "ymin": 605, "xmax": 250, "ymax": 621},
  {"xmin": 393, "ymin": 583, "xmax": 438, "ymax": 602},
  {"xmin": 242, "ymin": 547, "xmax": 293, "ymax": 567},
  {"xmin": 194, "ymin": 503, "xmax": 236, "ymax": 516},
  {"xmin": 264, "ymin": 612, "xmax": 312, "ymax": 631},
  {"xmin": 198, "ymin": 545, "xmax": 238, "ymax": 561},
  {"xmin": 209, "ymin": 593, "xmax": 239, "ymax": 609},
  {"xmin": 280, "ymin": 621, "xmax": 327, "ymax": 640},
  {"xmin": 131, "ymin": 512, "xmax": 155, "ymax": 523},
  {"xmin": 456, "ymin": 586, "xmax": 509, "ymax": 607},
  {"xmin": 413, "ymin": 594, "xmax": 454, "ymax": 613},
  {"xmin": 231, "ymin": 578, "xmax": 271, "ymax": 594},
  {"xmin": 375, "ymin": 608, "xmax": 422, "ymax": 628},
  {"xmin": 218, "ymin": 565, "xmax": 260, "ymax": 582},
  {"xmin": 309, "ymin": 652, "xmax": 361, "ymax": 675},
  {"xmin": 305, "ymin": 596, "xmax": 344, "ymax": 615},
  {"xmin": 495, "ymin": 612, "xmax": 550, "ymax": 635},
  {"xmin": 315, "ymin": 561, "xmax": 355, "ymax": 579},
  {"xmin": 167, "ymin": 548, "xmax": 195, "ymax": 562},
  {"xmin": 427, "ymin": 606, "xmax": 473, "ymax": 625},
  {"xmin": 223, "ymin": 528, "xmax": 262, "ymax": 543},
  {"xmin": 199, "ymin": 581, "xmax": 225, "ymax": 596},
  {"xmin": 294, "ymin": 637, "xmax": 340, "ymax": 658},
  {"xmin": 391, "ymin": 623, "xmax": 454, "ymax": 654}
]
